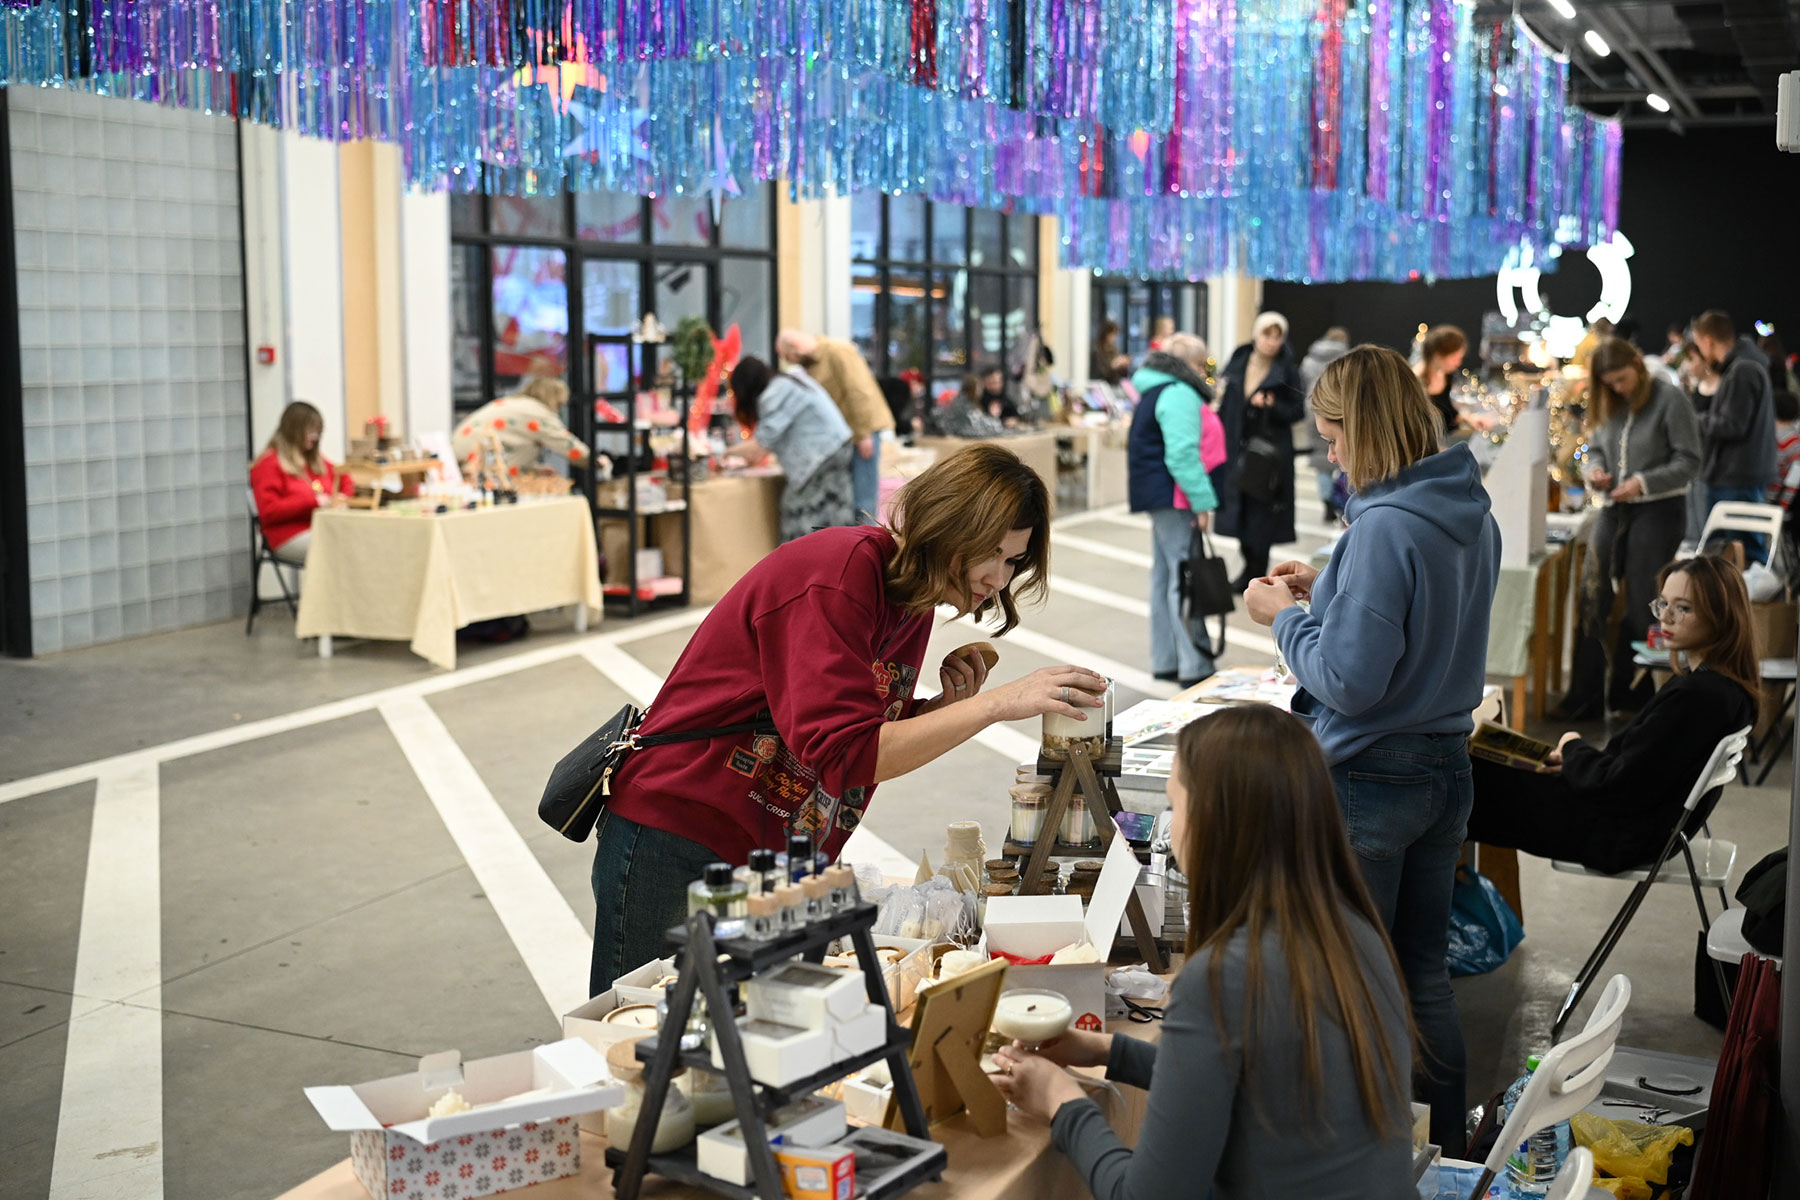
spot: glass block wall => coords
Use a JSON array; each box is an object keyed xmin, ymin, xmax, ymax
[{"xmin": 11, "ymin": 88, "xmax": 249, "ymax": 654}]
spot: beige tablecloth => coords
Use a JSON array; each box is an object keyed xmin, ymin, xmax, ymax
[
  {"xmin": 914, "ymin": 430, "xmax": 1063, "ymax": 513},
  {"xmin": 687, "ymin": 473, "xmax": 784, "ymax": 605},
  {"xmin": 295, "ymin": 498, "xmax": 602, "ymax": 670},
  {"xmin": 1083, "ymin": 424, "xmax": 1132, "ymax": 510}
]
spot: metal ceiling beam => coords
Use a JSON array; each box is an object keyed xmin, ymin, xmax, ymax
[
  {"xmin": 1618, "ymin": 111, "xmax": 1778, "ymax": 128},
  {"xmin": 1588, "ymin": 7, "xmax": 1707, "ymax": 120},
  {"xmin": 1576, "ymin": 82, "xmax": 1765, "ymax": 100}
]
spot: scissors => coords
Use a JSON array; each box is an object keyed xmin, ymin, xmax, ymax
[{"xmin": 1122, "ymin": 996, "xmax": 1165, "ymax": 1023}]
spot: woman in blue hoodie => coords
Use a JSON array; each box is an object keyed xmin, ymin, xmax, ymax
[{"xmin": 1245, "ymin": 345, "xmax": 1501, "ymax": 1154}]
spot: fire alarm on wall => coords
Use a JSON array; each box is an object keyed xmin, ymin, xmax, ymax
[{"xmin": 256, "ymin": 345, "xmax": 277, "ymax": 365}]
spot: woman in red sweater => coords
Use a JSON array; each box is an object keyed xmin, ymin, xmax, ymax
[
  {"xmin": 249, "ymin": 401, "xmax": 354, "ymax": 562},
  {"xmin": 590, "ymin": 444, "xmax": 1109, "ymax": 993}
]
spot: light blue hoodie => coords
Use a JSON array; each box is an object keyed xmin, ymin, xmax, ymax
[{"xmin": 1272, "ymin": 442, "xmax": 1501, "ymax": 765}]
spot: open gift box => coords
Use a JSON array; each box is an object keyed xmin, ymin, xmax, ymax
[
  {"xmin": 304, "ymin": 1039, "xmax": 625, "ymax": 1200},
  {"xmin": 983, "ymin": 834, "xmax": 1142, "ymax": 1032}
]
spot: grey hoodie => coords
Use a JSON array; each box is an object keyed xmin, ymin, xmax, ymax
[{"xmin": 1699, "ymin": 336, "xmax": 1777, "ymax": 488}]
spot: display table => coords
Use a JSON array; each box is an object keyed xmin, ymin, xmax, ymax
[
  {"xmin": 1081, "ymin": 424, "xmax": 1132, "ymax": 510},
  {"xmin": 294, "ymin": 498, "xmax": 601, "ymax": 670},
  {"xmin": 278, "ymin": 1023, "xmax": 1152, "ymax": 1200},
  {"xmin": 914, "ymin": 430, "xmax": 1063, "ymax": 512},
  {"xmin": 686, "ymin": 471, "xmax": 784, "ymax": 604}
]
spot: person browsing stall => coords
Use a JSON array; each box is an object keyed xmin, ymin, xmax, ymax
[
  {"xmin": 994, "ymin": 705, "xmax": 1416, "ymax": 1200},
  {"xmin": 1471, "ymin": 555, "xmax": 1757, "ymax": 873},
  {"xmin": 776, "ymin": 329, "xmax": 895, "ymax": 525},
  {"xmin": 451, "ymin": 377, "xmax": 592, "ymax": 478},
  {"xmin": 1244, "ymin": 345, "xmax": 1500, "ymax": 1153},
  {"xmin": 249, "ymin": 401, "xmax": 354, "ymax": 564},
  {"xmin": 727, "ymin": 357, "xmax": 857, "ymax": 542},
  {"xmin": 588, "ymin": 445, "xmax": 1108, "ymax": 993},
  {"xmin": 1216, "ymin": 312, "xmax": 1304, "ymax": 589}
]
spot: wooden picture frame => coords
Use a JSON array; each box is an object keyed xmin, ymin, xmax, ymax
[{"xmin": 886, "ymin": 957, "xmax": 1010, "ymax": 1137}]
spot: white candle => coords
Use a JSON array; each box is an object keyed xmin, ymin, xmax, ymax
[{"xmin": 992, "ymin": 990, "xmax": 1074, "ymax": 1046}]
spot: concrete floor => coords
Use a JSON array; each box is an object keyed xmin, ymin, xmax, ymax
[{"xmin": 1, "ymin": 487, "xmax": 1790, "ymax": 1199}]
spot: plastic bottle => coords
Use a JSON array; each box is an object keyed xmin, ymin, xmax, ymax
[{"xmin": 1501, "ymin": 1055, "xmax": 1572, "ymax": 1194}]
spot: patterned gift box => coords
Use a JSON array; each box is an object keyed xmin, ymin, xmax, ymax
[{"xmin": 348, "ymin": 1117, "xmax": 580, "ymax": 1200}]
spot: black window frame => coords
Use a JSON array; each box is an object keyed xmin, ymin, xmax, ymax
[
  {"xmin": 851, "ymin": 197, "xmax": 1040, "ymax": 397},
  {"xmin": 1090, "ymin": 277, "xmax": 1209, "ymax": 362}
]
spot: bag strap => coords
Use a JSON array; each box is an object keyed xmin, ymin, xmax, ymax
[{"xmin": 633, "ymin": 712, "xmax": 777, "ymax": 750}]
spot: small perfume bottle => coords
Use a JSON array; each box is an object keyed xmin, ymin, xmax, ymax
[
  {"xmin": 773, "ymin": 883, "xmax": 804, "ymax": 933},
  {"xmin": 745, "ymin": 892, "xmax": 778, "ymax": 941},
  {"xmin": 688, "ymin": 862, "xmax": 748, "ymax": 939},
  {"xmin": 824, "ymin": 865, "xmax": 858, "ymax": 914},
  {"xmin": 801, "ymin": 873, "xmax": 831, "ymax": 923},
  {"xmin": 747, "ymin": 848, "xmax": 780, "ymax": 895},
  {"xmin": 787, "ymin": 834, "xmax": 817, "ymax": 884}
]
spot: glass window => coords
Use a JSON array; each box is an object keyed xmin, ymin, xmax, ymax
[
  {"xmin": 851, "ymin": 267, "xmax": 883, "ymax": 367},
  {"xmin": 930, "ymin": 203, "xmax": 966, "ymax": 262},
  {"xmin": 653, "ymin": 261, "xmax": 710, "ymax": 332},
  {"xmin": 934, "ymin": 269, "xmax": 967, "ymax": 374},
  {"xmin": 720, "ymin": 257, "xmax": 772, "ymax": 362},
  {"xmin": 1125, "ymin": 281, "xmax": 1151, "ymax": 355},
  {"xmin": 451, "ymin": 244, "xmax": 484, "ymax": 404},
  {"xmin": 652, "ymin": 194, "xmax": 715, "ymax": 247},
  {"xmin": 1007, "ymin": 215, "xmax": 1037, "ymax": 270},
  {"xmin": 969, "ymin": 274, "xmax": 1005, "ymax": 363},
  {"xmin": 451, "ymin": 193, "xmax": 483, "ymax": 236},
  {"xmin": 489, "ymin": 194, "xmax": 566, "ymax": 239},
  {"xmin": 888, "ymin": 270, "xmax": 928, "ymax": 376},
  {"xmin": 591, "ymin": 342, "xmax": 632, "ymax": 396},
  {"xmin": 576, "ymin": 191, "xmax": 643, "ymax": 243},
  {"xmin": 582, "ymin": 259, "xmax": 638, "ymax": 338},
  {"xmin": 889, "ymin": 194, "xmax": 927, "ymax": 262},
  {"xmin": 850, "ymin": 191, "xmax": 884, "ymax": 261},
  {"xmin": 491, "ymin": 245, "xmax": 568, "ymax": 390},
  {"xmin": 720, "ymin": 186, "xmax": 771, "ymax": 250},
  {"xmin": 1006, "ymin": 278, "xmax": 1036, "ymax": 362},
  {"xmin": 970, "ymin": 209, "xmax": 1004, "ymax": 269}
]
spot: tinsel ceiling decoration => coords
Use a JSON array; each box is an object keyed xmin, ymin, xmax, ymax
[{"xmin": 0, "ymin": 0, "xmax": 1620, "ymax": 283}]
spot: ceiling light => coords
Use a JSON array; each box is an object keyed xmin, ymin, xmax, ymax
[
  {"xmin": 1583, "ymin": 30, "xmax": 1611, "ymax": 56},
  {"xmin": 1546, "ymin": 0, "xmax": 1576, "ymax": 19},
  {"xmin": 1646, "ymin": 92, "xmax": 1671, "ymax": 113}
]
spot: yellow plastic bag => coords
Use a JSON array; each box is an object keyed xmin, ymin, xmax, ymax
[
  {"xmin": 1590, "ymin": 1178, "xmax": 1654, "ymax": 1200},
  {"xmin": 1570, "ymin": 1112, "xmax": 1695, "ymax": 1186}
]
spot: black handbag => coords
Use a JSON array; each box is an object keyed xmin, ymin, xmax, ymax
[
  {"xmin": 1180, "ymin": 524, "xmax": 1234, "ymax": 657},
  {"xmin": 538, "ymin": 704, "xmax": 777, "ymax": 842},
  {"xmin": 1234, "ymin": 407, "xmax": 1284, "ymax": 504}
]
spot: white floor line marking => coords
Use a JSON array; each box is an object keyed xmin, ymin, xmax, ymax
[
  {"xmin": 1051, "ymin": 575, "xmax": 1150, "ymax": 618},
  {"xmin": 1093, "ymin": 512, "xmax": 1151, "ymax": 532},
  {"xmin": 972, "ymin": 723, "xmax": 1044, "ymax": 765},
  {"xmin": 380, "ymin": 695, "xmax": 592, "ymax": 1018},
  {"xmin": 949, "ymin": 615, "xmax": 1178, "ymax": 700},
  {"xmin": 0, "ymin": 605, "xmax": 713, "ymax": 807},
  {"xmin": 1051, "ymin": 532, "xmax": 1155, "ymax": 569},
  {"xmin": 1223, "ymin": 627, "xmax": 1282, "ymax": 657},
  {"xmin": 1052, "ymin": 503, "xmax": 1130, "ymax": 529},
  {"xmin": 840, "ymin": 825, "xmax": 919, "ymax": 879},
  {"xmin": 579, "ymin": 643, "xmax": 667, "ymax": 708},
  {"xmin": 49, "ymin": 760, "xmax": 163, "ymax": 1200}
]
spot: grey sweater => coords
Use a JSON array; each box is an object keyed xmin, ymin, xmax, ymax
[
  {"xmin": 1698, "ymin": 337, "xmax": 1777, "ymax": 487},
  {"xmin": 1050, "ymin": 916, "xmax": 1414, "ymax": 1200},
  {"xmin": 1584, "ymin": 376, "xmax": 1702, "ymax": 502}
]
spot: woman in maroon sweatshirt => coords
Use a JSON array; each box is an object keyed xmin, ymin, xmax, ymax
[{"xmin": 591, "ymin": 444, "xmax": 1108, "ymax": 992}]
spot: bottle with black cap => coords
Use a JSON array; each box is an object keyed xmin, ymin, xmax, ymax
[{"xmin": 687, "ymin": 862, "xmax": 748, "ymax": 939}]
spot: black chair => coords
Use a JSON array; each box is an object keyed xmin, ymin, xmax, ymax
[{"xmin": 245, "ymin": 487, "xmax": 302, "ymax": 634}]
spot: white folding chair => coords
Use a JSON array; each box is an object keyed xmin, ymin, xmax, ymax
[
  {"xmin": 1698, "ymin": 500, "xmax": 1785, "ymax": 563},
  {"xmin": 1705, "ymin": 906, "xmax": 1784, "ymax": 969},
  {"xmin": 1548, "ymin": 726, "xmax": 1750, "ymax": 1041},
  {"xmin": 1751, "ymin": 657, "xmax": 1797, "ymax": 785},
  {"xmin": 1544, "ymin": 1146, "xmax": 1598, "ymax": 1200},
  {"xmin": 1468, "ymin": 975, "xmax": 1629, "ymax": 1200}
]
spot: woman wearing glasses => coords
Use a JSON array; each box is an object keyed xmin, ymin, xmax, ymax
[{"xmin": 1469, "ymin": 555, "xmax": 1757, "ymax": 874}]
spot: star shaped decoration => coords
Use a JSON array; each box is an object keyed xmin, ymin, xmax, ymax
[{"xmin": 705, "ymin": 114, "xmax": 742, "ymax": 225}]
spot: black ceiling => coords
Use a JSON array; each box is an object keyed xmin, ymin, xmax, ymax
[{"xmin": 1476, "ymin": 0, "xmax": 1800, "ymax": 127}]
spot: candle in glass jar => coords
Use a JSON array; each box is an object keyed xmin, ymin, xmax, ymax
[
  {"xmin": 992, "ymin": 990, "xmax": 1074, "ymax": 1046},
  {"xmin": 1010, "ymin": 787, "xmax": 1050, "ymax": 845}
]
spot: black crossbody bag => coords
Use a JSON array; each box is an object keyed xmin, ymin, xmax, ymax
[{"xmin": 538, "ymin": 704, "xmax": 777, "ymax": 843}]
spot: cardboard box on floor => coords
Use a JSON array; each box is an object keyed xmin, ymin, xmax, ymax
[
  {"xmin": 984, "ymin": 834, "xmax": 1142, "ymax": 1031},
  {"xmin": 1751, "ymin": 597, "xmax": 1796, "ymax": 739},
  {"xmin": 304, "ymin": 1039, "xmax": 625, "ymax": 1200}
]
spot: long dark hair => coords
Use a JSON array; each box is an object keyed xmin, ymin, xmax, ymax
[
  {"xmin": 1175, "ymin": 705, "xmax": 1414, "ymax": 1137},
  {"xmin": 1660, "ymin": 555, "xmax": 1760, "ymax": 711}
]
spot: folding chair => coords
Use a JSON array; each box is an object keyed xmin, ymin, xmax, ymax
[
  {"xmin": 1548, "ymin": 726, "xmax": 1749, "ymax": 1042},
  {"xmin": 1698, "ymin": 500, "xmax": 1785, "ymax": 565},
  {"xmin": 1544, "ymin": 1146, "xmax": 1598, "ymax": 1200},
  {"xmin": 1751, "ymin": 657, "xmax": 1796, "ymax": 786},
  {"xmin": 1468, "ymin": 975, "xmax": 1630, "ymax": 1200},
  {"xmin": 245, "ymin": 487, "xmax": 302, "ymax": 634}
]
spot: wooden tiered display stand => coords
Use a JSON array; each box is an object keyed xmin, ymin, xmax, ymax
[
  {"xmin": 1002, "ymin": 737, "xmax": 1169, "ymax": 973},
  {"xmin": 608, "ymin": 903, "xmax": 945, "ymax": 1200}
]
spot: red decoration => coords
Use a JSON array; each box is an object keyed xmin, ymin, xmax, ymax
[
  {"xmin": 569, "ymin": 445, "xmax": 585, "ymax": 461},
  {"xmin": 458, "ymin": 426, "xmax": 471, "ymax": 438},
  {"xmin": 508, "ymin": 465, "xmax": 519, "ymax": 476},
  {"xmin": 690, "ymin": 323, "xmax": 742, "ymax": 437},
  {"xmin": 527, "ymin": 419, "xmax": 541, "ymax": 432},
  {"xmin": 493, "ymin": 419, "xmax": 506, "ymax": 429}
]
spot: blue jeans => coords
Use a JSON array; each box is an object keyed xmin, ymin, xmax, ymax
[
  {"xmin": 1332, "ymin": 732, "xmax": 1474, "ymax": 1155},
  {"xmin": 1704, "ymin": 484, "xmax": 1769, "ymax": 563},
  {"xmin": 1147, "ymin": 508, "xmax": 1215, "ymax": 682},
  {"xmin": 589, "ymin": 811, "xmax": 721, "ymax": 997},
  {"xmin": 852, "ymin": 430, "xmax": 884, "ymax": 524}
]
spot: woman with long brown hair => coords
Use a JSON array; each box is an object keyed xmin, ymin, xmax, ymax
[
  {"xmin": 995, "ymin": 705, "xmax": 1415, "ymax": 1199},
  {"xmin": 1555, "ymin": 337, "xmax": 1702, "ymax": 717},
  {"xmin": 1415, "ymin": 324, "xmax": 1468, "ymax": 437},
  {"xmin": 1472, "ymin": 555, "xmax": 1757, "ymax": 873},
  {"xmin": 588, "ymin": 444, "xmax": 1108, "ymax": 993},
  {"xmin": 248, "ymin": 400, "xmax": 354, "ymax": 563}
]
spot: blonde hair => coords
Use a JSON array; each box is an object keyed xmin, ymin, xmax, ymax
[
  {"xmin": 1164, "ymin": 332, "xmax": 1208, "ymax": 368},
  {"xmin": 1311, "ymin": 345, "xmax": 1440, "ymax": 492},
  {"xmin": 520, "ymin": 377, "xmax": 569, "ymax": 410},
  {"xmin": 885, "ymin": 444, "xmax": 1050, "ymax": 634},
  {"xmin": 265, "ymin": 401, "xmax": 325, "ymax": 478}
]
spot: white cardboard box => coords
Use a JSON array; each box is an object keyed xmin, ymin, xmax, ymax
[
  {"xmin": 561, "ymin": 955, "xmax": 681, "ymax": 1052},
  {"xmin": 696, "ymin": 1097, "xmax": 847, "ymax": 1186},
  {"xmin": 711, "ymin": 1018, "xmax": 833, "ymax": 1088},
  {"xmin": 745, "ymin": 962, "xmax": 868, "ymax": 1029},
  {"xmin": 305, "ymin": 1039, "xmax": 625, "ymax": 1200},
  {"xmin": 840, "ymin": 1069, "xmax": 895, "ymax": 1126},
  {"xmin": 1001, "ymin": 835, "xmax": 1143, "ymax": 1033},
  {"xmin": 825, "ymin": 1003, "xmax": 890, "ymax": 1061},
  {"xmin": 983, "ymin": 894, "xmax": 1086, "ymax": 961}
]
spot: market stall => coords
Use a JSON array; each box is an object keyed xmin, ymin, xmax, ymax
[
  {"xmin": 294, "ymin": 497, "xmax": 602, "ymax": 670},
  {"xmin": 913, "ymin": 431, "xmax": 1063, "ymax": 512}
]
